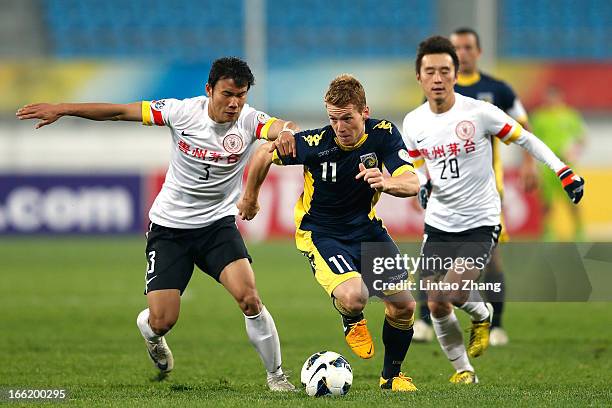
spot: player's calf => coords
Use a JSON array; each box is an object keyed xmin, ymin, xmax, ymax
[
  {"xmin": 237, "ymin": 290, "xmax": 263, "ymax": 317},
  {"xmin": 381, "ymin": 298, "xmax": 416, "ymax": 383},
  {"xmin": 148, "ymin": 313, "xmax": 177, "ymax": 335}
]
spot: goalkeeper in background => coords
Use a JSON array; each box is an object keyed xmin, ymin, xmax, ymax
[{"xmin": 531, "ymin": 85, "xmax": 587, "ymax": 241}]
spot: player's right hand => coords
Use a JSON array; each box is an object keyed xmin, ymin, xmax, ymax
[
  {"xmin": 16, "ymin": 103, "xmax": 62, "ymax": 129},
  {"xmin": 557, "ymin": 167, "xmax": 584, "ymax": 204},
  {"xmin": 268, "ymin": 130, "xmax": 296, "ymax": 158},
  {"xmin": 237, "ymin": 195, "xmax": 260, "ymax": 220},
  {"xmin": 418, "ymin": 180, "xmax": 432, "ymax": 209}
]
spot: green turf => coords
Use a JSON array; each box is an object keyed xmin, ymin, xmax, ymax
[{"xmin": 1, "ymin": 238, "xmax": 611, "ymax": 407}]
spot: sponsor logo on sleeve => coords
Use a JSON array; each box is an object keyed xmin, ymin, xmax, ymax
[
  {"xmin": 257, "ymin": 112, "xmax": 270, "ymax": 124},
  {"xmin": 398, "ymin": 149, "xmax": 410, "ymax": 162},
  {"xmin": 152, "ymin": 99, "xmax": 166, "ymax": 111}
]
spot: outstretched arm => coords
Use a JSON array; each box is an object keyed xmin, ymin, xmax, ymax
[
  {"xmin": 237, "ymin": 143, "xmax": 275, "ymax": 220},
  {"xmin": 16, "ymin": 102, "xmax": 142, "ymax": 129}
]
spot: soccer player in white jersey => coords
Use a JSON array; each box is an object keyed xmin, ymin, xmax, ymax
[
  {"xmin": 412, "ymin": 28, "xmax": 539, "ymax": 346},
  {"xmin": 17, "ymin": 57, "xmax": 299, "ymax": 391},
  {"xmin": 402, "ymin": 36, "xmax": 584, "ymax": 384}
]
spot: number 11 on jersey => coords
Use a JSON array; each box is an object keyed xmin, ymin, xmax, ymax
[{"xmin": 322, "ymin": 162, "xmax": 337, "ymax": 182}]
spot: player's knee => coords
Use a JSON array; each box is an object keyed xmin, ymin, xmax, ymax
[
  {"xmin": 337, "ymin": 291, "xmax": 367, "ymax": 315},
  {"xmin": 448, "ymin": 290, "xmax": 470, "ymax": 306},
  {"xmin": 238, "ymin": 290, "xmax": 262, "ymax": 316},
  {"xmin": 387, "ymin": 300, "xmax": 416, "ymax": 320},
  {"xmin": 428, "ymin": 301, "xmax": 452, "ymax": 318},
  {"xmin": 148, "ymin": 311, "xmax": 178, "ymax": 335}
]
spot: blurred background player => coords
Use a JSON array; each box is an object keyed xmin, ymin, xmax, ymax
[
  {"xmin": 531, "ymin": 85, "xmax": 587, "ymax": 241},
  {"xmin": 403, "ymin": 35, "xmax": 584, "ymax": 384},
  {"xmin": 16, "ymin": 57, "xmax": 299, "ymax": 391},
  {"xmin": 412, "ymin": 27, "xmax": 538, "ymax": 346},
  {"xmin": 239, "ymin": 74, "xmax": 422, "ymax": 392}
]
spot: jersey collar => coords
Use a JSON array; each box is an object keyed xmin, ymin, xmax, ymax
[
  {"xmin": 334, "ymin": 133, "xmax": 369, "ymax": 151},
  {"xmin": 457, "ymin": 71, "xmax": 481, "ymax": 87}
]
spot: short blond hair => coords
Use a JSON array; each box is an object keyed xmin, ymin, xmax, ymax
[{"xmin": 324, "ymin": 74, "xmax": 367, "ymax": 111}]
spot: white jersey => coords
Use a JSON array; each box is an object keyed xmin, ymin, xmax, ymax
[
  {"xmin": 142, "ymin": 96, "xmax": 275, "ymax": 229},
  {"xmin": 402, "ymin": 93, "xmax": 525, "ymax": 232}
]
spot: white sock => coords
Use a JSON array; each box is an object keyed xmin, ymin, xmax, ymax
[
  {"xmin": 431, "ymin": 310, "xmax": 474, "ymax": 373},
  {"xmin": 137, "ymin": 308, "xmax": 160, "ymax": 343},
  {"xmin": 244, "ymin": 306, "xmax": 283, "ymax": 375},
  {"xmin": 458, "ymin": 301, "xmax": 490, "ymax": 322}
]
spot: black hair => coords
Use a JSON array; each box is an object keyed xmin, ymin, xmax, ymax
[
  {"xmin": 452, "ymin": 27, "xmax": 481, "ymax": 49},
  {"xmin": 415, "ymin": 35, "xmax": 460, "ymax": 75},
  {"xmin": 207, "ymin": 57, "xmax": 255, "ymax": 90}
]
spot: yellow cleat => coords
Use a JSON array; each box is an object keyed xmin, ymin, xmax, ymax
[
  {"xmin": 467, "ymin": 303, "xmax": 493, "ymax": 358},
  {"xmin": 345, "ymin": 319, "xmax": 374, "ymax": 359},
  {"xmin": 380, "ymin": 373, "xmax": 418, "ymax": 391},
  {"xmin": 449, "ymin": 370, "xmax": 479, "ymax": 384}
]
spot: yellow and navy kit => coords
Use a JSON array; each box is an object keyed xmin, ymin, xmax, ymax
[{"xmin": 272, "ymin": 118, "xmax": 414, "ymax": 240}]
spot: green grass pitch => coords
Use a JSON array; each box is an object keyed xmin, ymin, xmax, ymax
[{"xmin": 1, "ymin": 237, "xmax": 611, "ymax": 407}]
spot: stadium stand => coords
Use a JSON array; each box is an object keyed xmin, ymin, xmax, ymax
[
  {"xmin": 41, "ymin": 0, "xmax": 435, "ymax": 63},
  {"xmin": 499, "ymin": 0, "xmax": 611, "ymax": 59}
]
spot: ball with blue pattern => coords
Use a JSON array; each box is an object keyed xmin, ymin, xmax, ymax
[{"xmin": 300, "ymin": 351, "xmax": 353, "ymax": 397}]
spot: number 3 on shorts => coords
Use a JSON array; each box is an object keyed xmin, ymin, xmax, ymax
[{"xmin": 146, "ymin": 250, "xmax": 156, "ymax": 274}]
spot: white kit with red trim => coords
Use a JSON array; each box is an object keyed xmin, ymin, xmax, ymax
[
  {"xmin": 402, "ymin": 93, "xmax": 566, "ymax": 232},
  {"xmin": 141, "ymin": 96, "xmax": 276, "ymax": 229}
]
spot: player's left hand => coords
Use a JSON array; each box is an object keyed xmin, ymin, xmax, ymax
[
  {"xmin": 356, "ymin": 163, "xmax": 386, "ymax": 192},
  {"xmin": 237, "ymin": 195, "xmax": 260, "ymax": 220},
  {"xmin": 418, "ymin": 180, "xmax": 432, "ymax": 209},
  {"xmin": 557, "ymin": 167, "xmax": 584, "ymax": 204}
]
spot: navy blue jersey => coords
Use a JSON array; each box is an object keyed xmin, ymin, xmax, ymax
[
  {"xmin": 454, "ymin": 71, "xmax": 517, "ymax": 112},
  {"xmin": 273, "ymin": 118, "xmax": 413, "ymax": 239}
]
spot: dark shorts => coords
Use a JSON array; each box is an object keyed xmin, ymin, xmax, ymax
[
  {"xmin": 143, "ymin": 215, "xmax": 252, "ymax": 294},
  {"xmin": 296, "ymin": 222, "xmax": 406, "ymax": 297},
  {"xmin": 419, "ymin": 223, "xmax": 501, "ymax": 278}
]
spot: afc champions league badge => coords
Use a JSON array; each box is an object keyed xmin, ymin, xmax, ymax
[
  {"xmin": 152, "ymin": 99, "xmax": 166, "ymax": 110},
  {"xmin": 222, "ymin": 134, "xmax": 244, "ymax": 154},
  {"xmin": 360, "ymin": 152, "xmax": 378, "ymax": 169},
  {"xmin": 455, "ymin": 120, "xmax": 475, "ymax": 141}
]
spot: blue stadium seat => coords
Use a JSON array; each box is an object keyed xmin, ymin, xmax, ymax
[
  {"xmin": 42, "ymin": 0, "xmax": 245, "ymax": 61},
  {"xmin": 499, "ymin": 0, "xmax": 611, "ymax": 59}
]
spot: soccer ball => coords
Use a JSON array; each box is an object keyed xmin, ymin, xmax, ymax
[{"xmin": 300, "ymin": 351, "xmax": 353, "ymax": 397}]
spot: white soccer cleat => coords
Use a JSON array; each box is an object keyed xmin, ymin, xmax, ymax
[
  {"xmin": 489, "ymin": 327, "xmax": 509, "ymax": 346},
  {"xmin": 145, "ymin": 337, "xmax": 174, "ymax": 373},
  {"xmin": 412, "ymin": 319, "xmax": 435, "ymax": 343},
  {"xmin": 266, "ymin": 372, "xmax": 297, "ymax": 392}
]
